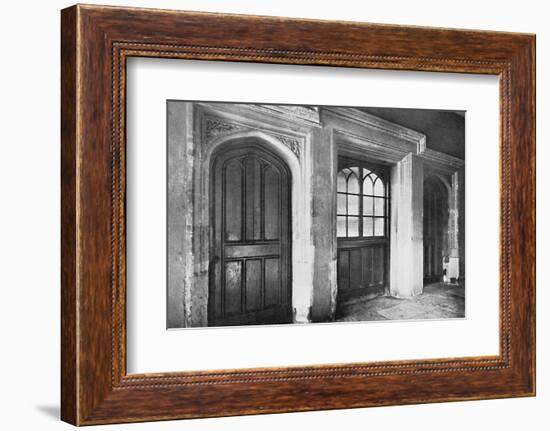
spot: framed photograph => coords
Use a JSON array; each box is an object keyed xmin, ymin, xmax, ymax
[{"xmin": 61, "ymin": 4, "xmax": 535, "ymax": 425}]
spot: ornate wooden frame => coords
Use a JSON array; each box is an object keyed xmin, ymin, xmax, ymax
[{"xmin": 61, "ymin": 4, "xmax": 535, "ymax": 425}]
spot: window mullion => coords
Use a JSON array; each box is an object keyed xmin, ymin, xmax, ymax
[
  {"xmin": 359, "ymin": 168, "xmax": 363, "ymax": 237},
  {"xmin": 345, "ymin": 174, "xmax": 351, "ymax": 238},
  {"xmin": 375, "ymin": 179, "xmax": 378, "ymax": 228}
]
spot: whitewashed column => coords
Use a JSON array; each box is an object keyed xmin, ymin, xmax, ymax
[
  {"xmin": 389, "ymin": 153, "xmax": 424, "ymax": 297},
  {"xmin": 167, "ymin": 101, "xmax": 196, "ymax": 328},
  {"xmin": 449, "ymin": 171, "xmax": 460, "ymax": 260}
]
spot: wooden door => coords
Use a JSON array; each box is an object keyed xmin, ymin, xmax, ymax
[
  {"xmin": 209, "ymin": 144, "xmax": 292, "ymax": 326},
  {"xmin": 336, "ymin": 159, "xmax": 390, "ymax": 302},
  {"xmin": 423, "ymin": 177, "xmax": 448, "ymax": 284}
]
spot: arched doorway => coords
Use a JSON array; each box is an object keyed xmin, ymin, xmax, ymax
[
  {"xmin": 209, "ymin": 142, "xmax": 292, "ymax": 326},
  {"xmin": 423, "ymin": 176, "xmax": 449, "ymax": 284}
]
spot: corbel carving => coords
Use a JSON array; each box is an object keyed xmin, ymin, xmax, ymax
[{"xmin": 203, "ymin": 117, "xmax": 302, "ymax": 159}]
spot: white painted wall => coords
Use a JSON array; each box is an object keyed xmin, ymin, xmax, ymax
[{"xmin": 0, "ymin": 0, "xmax": 547, "ymax": 430}]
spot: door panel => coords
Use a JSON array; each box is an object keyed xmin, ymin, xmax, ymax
[
  {"xmin": 244, "ymin": 157, "xmax": 262, "ymax": 241},
  {"xmin": 245, "ymin": 259, "xmax": 262, "ymax": 312},
  {"xmin": 224, "ymin": 261, "xmax": 242, "ymax": 315},
  {"xmin": 337, "ymin": 250, "xmax": 350, "ymax": 291},
  {"xmin": 264, "ymin": 258, "xmax": 281, "ymax": 307},
  {"xmin": 264, "ymin": 166, "xmax": 281, "ymax": 240},
  {"xmin": 210, "ymin": 145, "xmax": 292, "ymax": 326},
  {"xmin": 337, "ymin": 240, "xmax": 386, "ymax": 300},
  {"xmin": 349, "ymin": 248, "xmax": 362, "ymax": 289},
  {"xmin": 224, "ymin": 160, "xmax": 243, "ymax": 242},
  {"xmin": 423, "ymin": 177, "xmax": 448, "ymax": 284}
]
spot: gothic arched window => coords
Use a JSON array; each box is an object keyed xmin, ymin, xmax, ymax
[{"xmin": 337, "ymin": 166, "xmax": 388, "ymax": 238}]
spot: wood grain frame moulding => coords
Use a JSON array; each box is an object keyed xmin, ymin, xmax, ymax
[{"xmin": 61, "ymin": 3, "xmax": 536, "ymax": 426}]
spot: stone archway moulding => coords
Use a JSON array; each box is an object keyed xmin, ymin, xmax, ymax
[
  {"xmin": 167, "ymin": 102, "xmax": 318, "ymax": 327},
  {"xmin": 203, "ymin": 130, "xmax": 314, "ymax": 324}
]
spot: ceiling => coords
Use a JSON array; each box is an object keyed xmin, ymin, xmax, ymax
[{"xmin": 360, "ymin": 107, "xmax": 465, "ymax": 160}]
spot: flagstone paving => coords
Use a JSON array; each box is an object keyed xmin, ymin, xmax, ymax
[{"xmin": 335, "ymin": 282, "xmax": 465, "ymax": 322}]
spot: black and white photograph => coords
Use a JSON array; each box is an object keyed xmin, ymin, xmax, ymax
[{"xmin": 167, "ymin": 102, "xmax": 465, "ymax": 328}]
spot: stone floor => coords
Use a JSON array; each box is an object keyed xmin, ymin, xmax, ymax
[{"xmin": 335, "ymin": 282, "xmax": 465, "ymax": 322}]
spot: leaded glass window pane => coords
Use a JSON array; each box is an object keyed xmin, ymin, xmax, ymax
[
  {"xmin": 337, "ymin": 216, "xmax": 347, "ymax": 237},
  {"xmin": 337, "ymin": 166, "xmax": 388, "ymax": 239},
  {"xmin": 363, "ymin": 217, "xmax": 373, "ymax": 237},
  {"xmin": 348, "ymin": 216, "xmax": 359, "ymax": 237},
  {"xmin": 374, "ymin": 197, "xmax": 385, "ymax": 216},
  {"xmin": 337, "ymin": 170, "xmax": 347, "ymax": 192},
  {"xmin": 348, "ymin": 172, "xmax": 360, "ymax": 194},
  {"xmin": 374, "ymin": 218, "xmax": 385, "ymax": 236},
  {"xmin": 337, "ymin": 193, "xmax": 347, "ymax": 215},
  {"xmin": 348, "ymin": 194, "xmax": 359, "ymax": 215},
  {"xmin": 374, "ymin": 177, "xmax": 385, "ymax": 196},
  {"xmin": 363, "ymin": 196, "xmax": 373, "ymax": 216},
  {"xmin": 363, "ymin": 175, "xmax": 374, "ymax": 196}
]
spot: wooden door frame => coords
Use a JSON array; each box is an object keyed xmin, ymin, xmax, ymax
[
  {"xmin": 208, "ymin": 142, "xmax": 293, "ymax": 325},
  {"xmin": 167, "ymin": 101, "xmax": 316, "ymax": 328},
  {"xmin": 327, "ymin": 108, "xmax": 465, "ymax": 300},
  {"xmin": 336, "ymin": 155, "xmax": 391, "ymax": 301},
  {"xmin": 201, "ymin": 128, "xmax": 312, "ymax": 325},
  {"xmin": 325, "ymin": 108, "xmax": 427, "ymax": 301}
]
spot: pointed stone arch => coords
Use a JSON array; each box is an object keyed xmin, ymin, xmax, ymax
[{"xmin": 203, "ymin": 130, "xmax": 313, "ymax": 324}]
